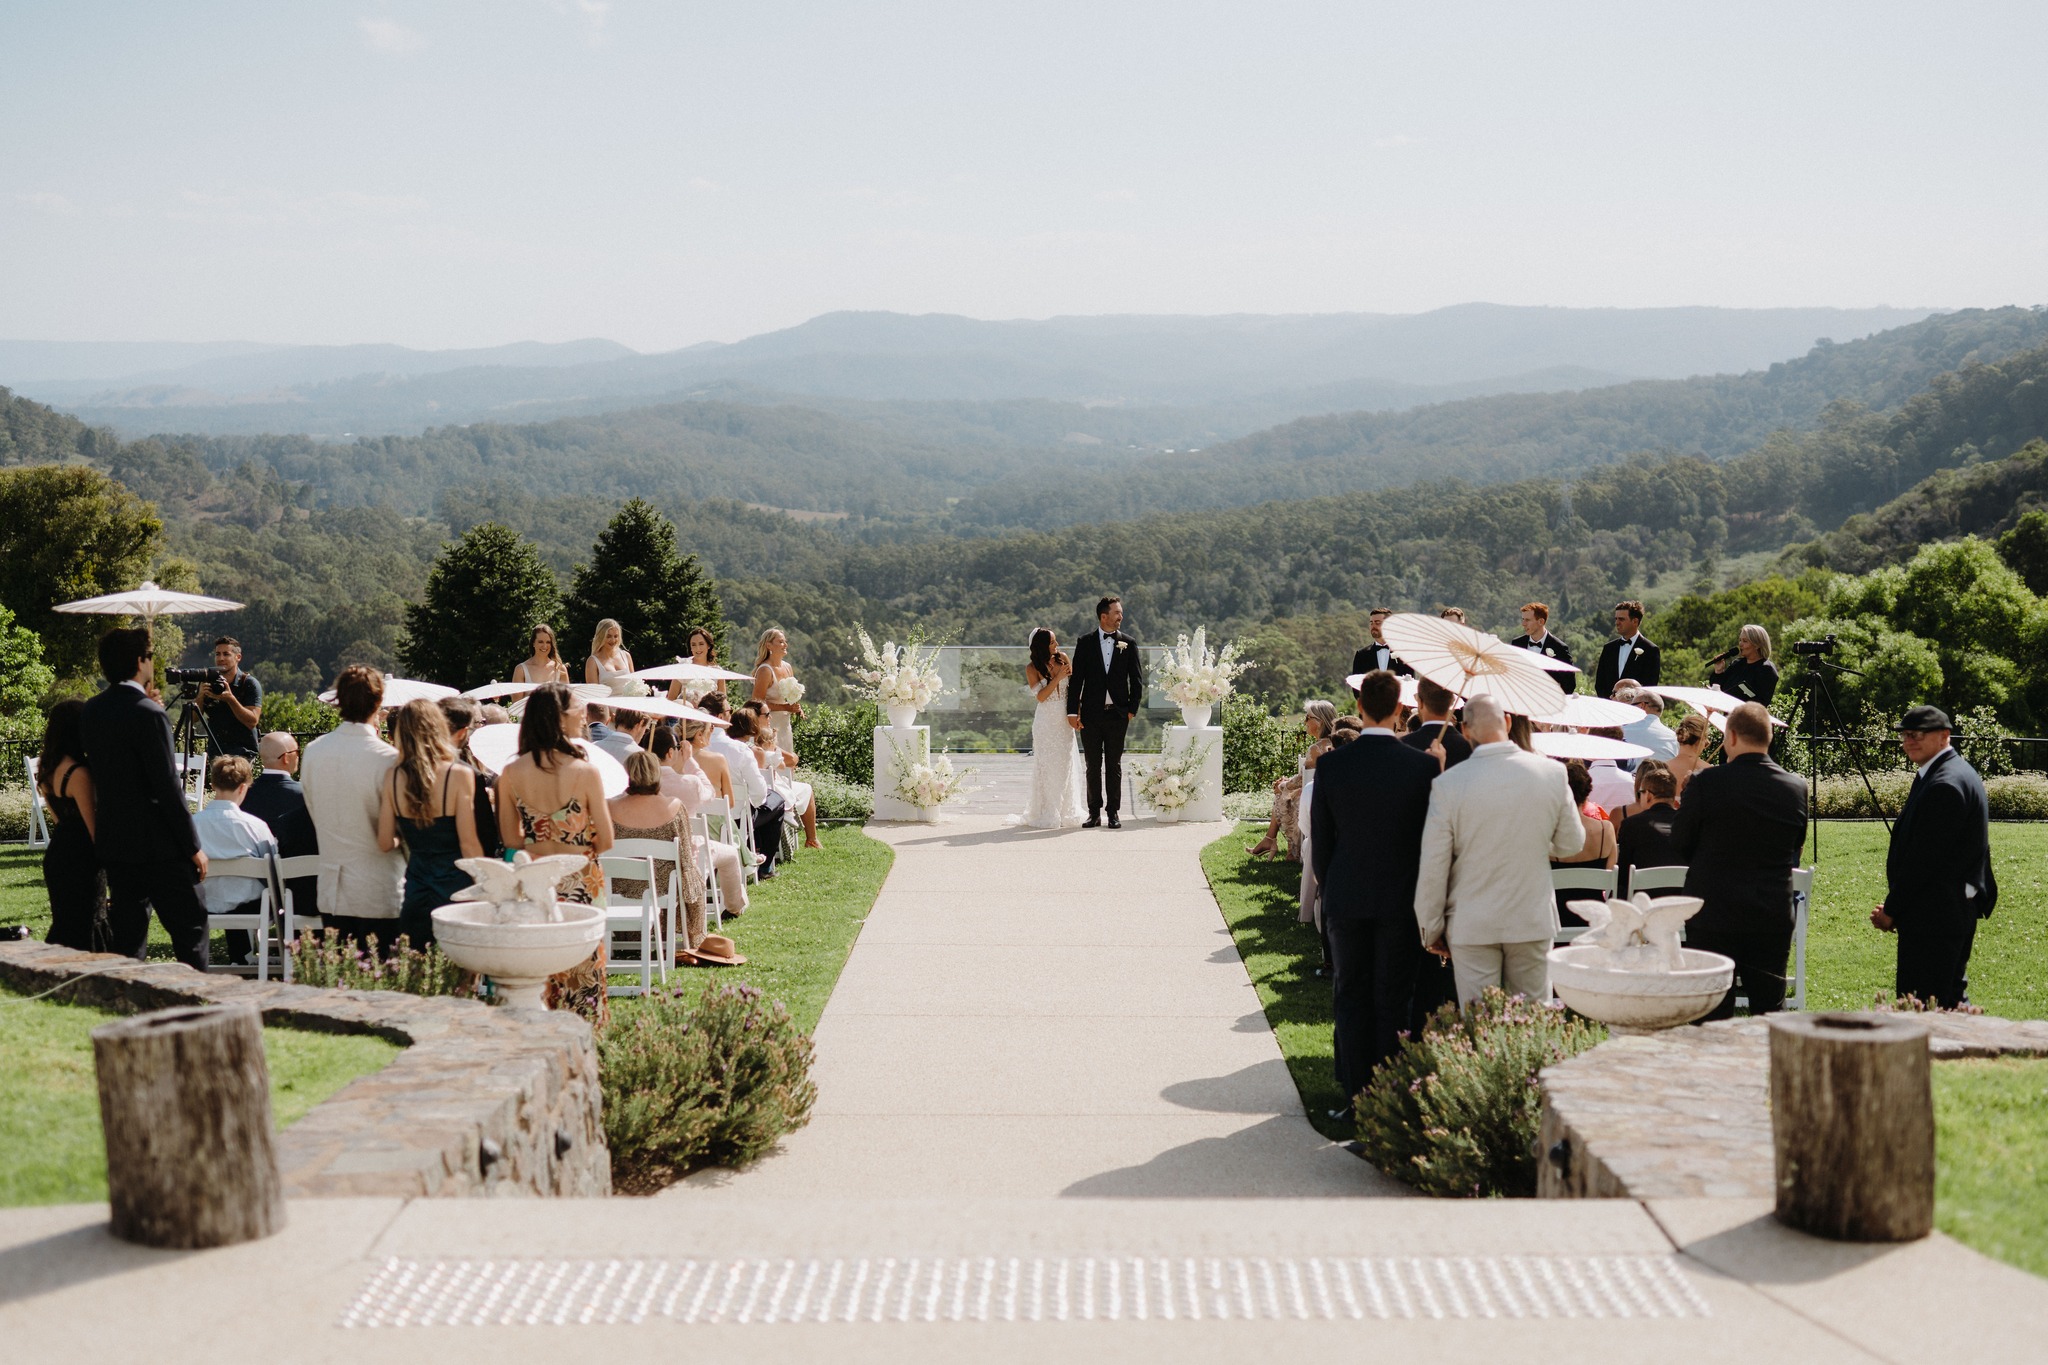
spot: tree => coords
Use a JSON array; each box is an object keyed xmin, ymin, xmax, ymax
[
  {"xmin": 0, "ymin": 602, "xmax": 57, "ymax": 744},
  {"xmin": 398, "ymin": 523, "xmax": 562, "ymax": 689},
  {"xmin": 0, "ymin": 464, "xmax": 163, "ymax": 679},
  {"xmin": 1997, "ymin": 509, "xmax": 2048, "ymax": 596},
  {"xmin": 562, "ymin": 499, "xmax": 725, "ymax": 670}
]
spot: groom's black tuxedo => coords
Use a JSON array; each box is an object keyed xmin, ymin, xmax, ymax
[{"xmin": 1068, "ymin": 626, "xmax": 1143, "ymax": 817}]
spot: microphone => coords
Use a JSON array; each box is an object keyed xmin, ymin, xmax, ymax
[{"xmin": 1705, "ymin": 646, "xmax": 1737, "ymax": 665}]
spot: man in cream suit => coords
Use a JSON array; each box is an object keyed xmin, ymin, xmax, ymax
[
  {"xmin": 1413, "ymin": 696, "xmax": 1585, "ymax": 1005},
  {"xmin": 300, "ymin": 665, "xmax": 403, "ymax": 948}
]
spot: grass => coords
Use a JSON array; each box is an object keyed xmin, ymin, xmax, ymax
[
  {"xmin": 0, "ymin": 981, "xmax": 400, "ymax": 1207},
  {"xmin": 1934, "ymin": 1057, "xmax": 2048, "ymax": 1278}
]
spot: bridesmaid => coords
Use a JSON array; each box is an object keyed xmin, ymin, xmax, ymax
[
  {"xmin": 586, "ymin": 618, "xmax": 635, "ymax": 690},
  {"xmin": 513, "ymin": 624, "xmax": 571, "ymax": 684},
  {"xmin": 36, "ymin": 700, "xmax": 107, "ymax": 952},
  {"xmin": 750, "ymin": 628, "xmax": 802, "ymax": 754}
]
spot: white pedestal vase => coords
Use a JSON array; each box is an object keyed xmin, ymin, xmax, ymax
[
  {"xmin": 1178, "ymin": 703, "xmax": 1213, "ymax": 729},
  {"xmin": 886, "ymin": 704, "xmax": 919, "ymax": 731},
  {"xmin": 1157, "ymin": 724, "xmax": 1226, "ymax": 822},
  {"xmin": 872, "ymin": 725, "xmax": 933, "ymax": 822}
]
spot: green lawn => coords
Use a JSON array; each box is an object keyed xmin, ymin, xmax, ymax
[
  {"xmin": 0, "ymin": 982, "xmax": 399, "ymax": 1207},
  {"xmin": 1934, "ymin": 1057, "xmax": 2048, "ymax": 1277}
]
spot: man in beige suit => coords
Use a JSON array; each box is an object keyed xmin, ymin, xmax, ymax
[
  {"xmin": 300, "ymin": 665, "xmax": 403, "ymax": 948},
  {"xmin": 1413, "ymin": 695, "xmax": 1584, "ymax": 1005}
]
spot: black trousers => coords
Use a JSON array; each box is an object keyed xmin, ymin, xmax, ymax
[
  {"xmin": 1896, "ymin": 918, "xmax": 1978, "ymax": 1009},
  {"xmin": 1410, "ymin": 950, "xmax": 1458, "ymax": 1036},
  {"xmin": 1327, "ymin": 914, "xmax": 1425, "ymax": 1102},
  {"xmin": 1079, "ymin": 710, "xmax": 1129, "ymax": 816},
  {"xmin": 103, "ymin": 858, "xmax": 210, "ymax": 971},
  {"xmin": 1688, "ymin": 925, "xmax": 1792, "ymax": 1019}
]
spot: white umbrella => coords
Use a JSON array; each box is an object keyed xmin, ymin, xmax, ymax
[
  {"xmin": 1530, "ymin": 732, "xmax": 1654, "ymax": 761},
  {"xmin": 1521, "ymin": 651, "xmax": 1582, "ymax": 676},
  {"xmin": 1378, "ymin": 613, "xmax": 1569, "ymax": 719},
  {"xmin": 1346, "ymin": 673, "xmax": 1425, "ymax": 709},
  {"xmin": 464, "ymin": 723, "xmax": 629, "ymax": 799},
  {"xmin": 1550, "ymin": 694, "xmax": 1646, "ymax": 728},
  {"xmin": 463, "ymin": 680, "xmax": 541, "ymax": 700},
  {"xmin": 53, "ymin": 579, "xmax": 242, "ymax": 622},
  {"xmin": 1644, "ymin": 685, "xmax": 1738, "ymax": 714},
  {"xmin": 317, "ymin": 675, "xmax": 457, "ymax": 709},
  {"xmin": 632, "ymin": 661, "xmax": 754, "ymax": 683},
  {"xmin": 599, "ymin": 694, "xmax": 729, "ymax": 726},
  {"xmin": 1704, "ymin": 707, "xmax": 1789, "ymax": 733}
]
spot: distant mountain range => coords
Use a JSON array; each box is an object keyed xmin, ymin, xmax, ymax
[{"xmin": 5, "ymin": 304, "xmax": 1934, "ymax": 440}]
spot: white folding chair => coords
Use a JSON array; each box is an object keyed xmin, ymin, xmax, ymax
[
  {"xmin": 1551, "ymin": 866, "xmax": 1619, "ymax": 945},
  {"xmin": 1626, "ymin": 865, "xmax": 1690, "ymax": 894},
  {"xmin": 689, "ymin": 812, "xmax": 725, "ymax": 932},
  {"xmin": 598, "ymin": 853, "xmax": 665, "ymax": 997},
  {"xmin": 272, "ymin": 853, "xmax": 322, "ymax": 981},
  {"xmin": 1787, "ymin": 866, "xmax": 1813, "ymax": 1012},
  {"xmin": 612, "ymin": 836, "xmax": 684, "ymax": 978},
  {"xmin": 204, "ymin": 855, "xmax": 279, "ymax": 981},
  {"xmin": 729, "ymin": 798, "xmax": 761, "ymax": 884},
  {"xmin": 24, "ymin": 756, "xmax": 51, "ymax": 849}
]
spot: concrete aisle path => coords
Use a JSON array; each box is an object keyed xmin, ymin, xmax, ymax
[{"xmin": 677, "ymin": 808, "xmax": 1391, "ymax": 1199}]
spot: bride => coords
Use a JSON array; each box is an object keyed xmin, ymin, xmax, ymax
[{"xmin": 1013, "ymin": 627, "xmax": 1085, "ymax": 829}]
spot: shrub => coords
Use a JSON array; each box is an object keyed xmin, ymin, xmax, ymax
[
  {"xmin": 793, "ymin": 701, "xmax": 880, "ymax": 785},
  {"xmin": 260, "ymin": 691, "xmax": 342, "ymax": 741},
  {"xmin": 0, "ymin": 787, "xmax": 31, "ymax": 841},
  {"xmin": 1986, "ymin": 773, "xmax": 2048, "ymax": 820},
  {"xmin": 1810, "ymin": 770, "xmax": 2048, "ymax": 819},
  {"xmin": 287, "ymin": 927, "xmax": 471, "ymax": 998},
  {"xmin": 799, "ymin": 767, "xmax": 874, "ymax": 821},
  {"xmin": 1222, "ymin": 693, "xmax": 1307, "ymax": 794},
  {"xmin": 600, "ymin": 981, "xmax": 817, "ymax": 1192},
  {"xmin": 1356, "ymin": 989, "xmax": 1606, "ymax": 1198}
]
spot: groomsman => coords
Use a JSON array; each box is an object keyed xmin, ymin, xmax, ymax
[
  {"xmin": 1508, "ymin": 602, "xmax": 1577, "ymax": 693},
  {"xmin": 1349, "ymin": 608, "xmax": 1412, "ymax": 692},
  {"xmin": 1593, "ymin": 600, "xmax": 1662, "ymax": 699},
  {"xmin": 1871, "ymin": 706, "xmax": 1997, "ymax": 1008}
]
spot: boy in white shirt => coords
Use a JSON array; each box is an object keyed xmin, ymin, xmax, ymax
[{"xmin": 194, "ymin": 754, "xmax": 278, "ymax": 964}]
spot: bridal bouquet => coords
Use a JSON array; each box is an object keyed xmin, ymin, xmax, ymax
[
  {"xmin": 1138, "ymin": 741, "xmax": 1213, "ymax": 813},
  {"xmin": 607, "ymin": 676, "xmax": 652, "ymax": 699},
  {"xmin": 768, "ymin": 676, "xmax": 806, "ymax": 706},
  {"xmin": 1153, "ymin": 627, "xmax": 1247, "ymax": 708},
  {"xmin": 847, "ymin": 627, "xmax": 946, "ymax": 710}
]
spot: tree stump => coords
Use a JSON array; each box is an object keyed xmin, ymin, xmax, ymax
[
  {"xmin": 1768, "ymin": 1011, "xmax": 1933, "ymax": 1242},
  {"xmin": 91, "ymin": 1003, "xmax": 285, "ymax": 1248}
]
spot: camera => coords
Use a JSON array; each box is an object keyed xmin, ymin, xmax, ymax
[
  {"xmin": 1791, "ymin": 635, "xmax": 1839, "ymax": 657},
  {"xmin": 164, "ymin": 666, "xmax": 225, "ymax": 698}
]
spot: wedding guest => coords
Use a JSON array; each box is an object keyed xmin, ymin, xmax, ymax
[
  {"xmin": 375, "ymin": 699, "xmax": 483, "ymax": 947},
  {"xmin": 1311, "ymin": 670, "xmax": 1442, "ymax": 1105},
  {"xmin": 1349, "ymin": 607, "xmax": 1411, "ymax": 687},
  {"xmin": 1668, "ymin": 714, "xmax": 1712, "ymax": 792},
  {"xmin": 1603, "ymin": 758, "xmax": 1670, "ymax": 828},
  {"xmin": 702, "ymin": 694, "xmax": 769, "ymax": 811},
  {"xmin": 1710, "ymin": 624, "xmax": 1780, "ymax": 706},
  {"xmin": 78, "ymin": 626, "xmax": 210, "ymax": 969},
  {"xmin": 593, "ymin": 706, "xmax": 649, "ymax": 764},
  {"xmin": 514, "ymin": 623, "xmax": 571, "ymax": 684},
  {"xmin": 245, "ymin": 730, "xmax": 318, "ymax": 924},
  {"xmin": 1671, "ymin": 702, "xmax": 1807, "ymax": 1018},
  {"xmin": 1506, "ymin": 712, "xmax": 1535, "ymax": 753},
  {"xmin": 1593, "ymin": 600, "xmax": 1661, "ymax": 698},
  {"xmin": 1247, "ymin": 700, "xmax": 1337, "ymax": 860},
  {"xmin": 480, "ymin": 703, "xmax": 516, "ymax": 727},
  {"xmin": 1616, "ymin": 686, "xmax": 1679, "ymax": 762},
  {"xmin": 437, "ymin": 696, "xmax": 504, "ymax": 859},
  {"xmin": 36, "ymin": 700, "xmax": 105, "ymax": 953},
  {"xmin": 1617, "ymin": 766, "xmax": 1682, "ymax": 896},
  {"xmin": 301, "ymin": 666, "xmax": 404, "ymax": 951},
  {"xmin": 751, "ymin": 627, "xmax": 803, "ymax": 753},
  {"xmin": 607, "ymin": 749, "xmax": 707, "ymax": 954},
  {"xmin": 1871, "ymin": 706, "xmax": 1997, "ymax": 1008},
  {"xmin": 1437, "ymin": 607, "xmax": 1466, "ymax": 624},
  {"xmin": 1402, "ymin": 678, "xmax": 1472, "ymax": 769},
  {"xmin": 1585, "ymin": 740, "xmax": 1636, "ymax": 815},
  {"xmin": 1551, "ymin": 761, "xmax": 1617, "ymax": 926},
  {"xmin": 1413, "ymin": 696, "xmax": 1584, "ymax": 1006},
  {"xmin": 495, "ymin": 683, "xmax": 612, "ymax": 1021},
  {"xmin": 746, "ymin": 701, "xmax": 822, "ymax": 850},
  {"xmin": 585, "ymin": 618, "xmax": 635, "ymax": 689},
  {"xmin": 1509, "ymin": 602, "xmax": 1576, "ymax": 693},
  {"xmin": 193, "ymin": 755, "xmax": 279, "ymax": 964},
  {"xmin": 673, "ymin": 720, "xmax": 750, "ymax": 912}
]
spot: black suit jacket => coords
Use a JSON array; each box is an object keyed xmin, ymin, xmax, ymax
[
  {"xmin": 1508, "ymin": 633, "xmax": 1578, "ymax": 694},
  {"xmin": 1885, "ymin": 749, "xmax": 1996, "ymax": 932},
  {"xmin": 78, "ymin": 682, "xmax": 199, "ymax": 866},
  {"xmin": 1617, "ymin": 804, "xmax": 1682, "ymax": 895},
  {"xmin": 1594, "ymin": 634, "xmax": 1662, "ymax": 699},
  {"xmin": 1670, "ymin": 753, "xmax": 1807, "ymax": 937},
  {"xmin": 243, "ymin": 771, "xmax": 318, "ymax": 858},
  {"xmin": 1311, "ymin": 733, "xmax": 1440, "ymax": 922},
  {"xmin": 1067, "ymin": 628, "xmax": 1143, "ymax": 717},
  {"xmin": 1349, "ymin": 642, "xmax": 1412, "ymax": 682},
  {"xmin": 1401, "ymin": 721, "xmax": 1472, "ymax": 769}
]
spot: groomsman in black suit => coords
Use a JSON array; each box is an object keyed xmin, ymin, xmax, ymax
[
  {"xmin": 1871, "ymin": 706, "xmax": 1997, "ymax": 1008},
  {"xmin": 1507, "ymin": 601, "xmax": 1577, "ymax": 693},
  {"xmin": 76, "ymin": 626, "xmax": 211, "ymax": 969},
  {"xmin": 1067, "ymin": 594, "xmax": 1144, "ymax": 828},
  {"xmin": 1593, "ymin": 599, "xmax": 1662, "ymax": 699},
  {"xmin": 1311, "ymin": 670, "xmax": 1442, "ymax": 1111},
  {"xmin": 1349, "ymin": 608, "xmax": 1412, "ymax": 693}
]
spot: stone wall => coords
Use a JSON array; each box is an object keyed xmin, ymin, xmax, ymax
[
  {"xmin": 0, "ymin": 940, "xmax": 610, "ymax": 1199},
  {"xmin": 1537, "ymin": 1013, "xmax": 2048, "ymax": 1200}
]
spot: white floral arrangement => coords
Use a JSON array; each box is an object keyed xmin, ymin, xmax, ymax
[
  {"xmin": 885, "ymin": 735, "xmax": 971, "ymax": 811},
  {"xmin": 607, "ymin": 676, "xmax": 652, "ymax": 699},
  {"xmin": 768, "ymin": 676, "xmax": 806, "ymax": 706},
  {"xmin": 847, "ymin": 627, "xmax": 945, "ymax": 710},
  {"xmin": 1138, "ymin": 741, "xmax": 1213, "ymax": 812},
  {"xmin": 1153, "ymin": 627, "xmax": 1247, "ymax": 707}
]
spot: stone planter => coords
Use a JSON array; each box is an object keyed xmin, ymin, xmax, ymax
[
  {"xmin": 431, "ymin": 902, "xmax": 606, "ymax": 1010},
  {"xmin": 1548, "ymin": 943, "xmax": 1734, "ymax": 1033}
]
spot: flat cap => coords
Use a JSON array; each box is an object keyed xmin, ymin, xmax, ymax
[{"xmin": 1897, "ymin": 704, "xmax": 1952, "ymax": 732}]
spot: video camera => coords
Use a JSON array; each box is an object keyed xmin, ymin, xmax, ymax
[
  {"xmin": 163, "ymin": 665, "xmax": 226, "ymax": 699},
  {"xmin": 1791, "ymin": 635, "xmax": 1839, "ymax": 657}
]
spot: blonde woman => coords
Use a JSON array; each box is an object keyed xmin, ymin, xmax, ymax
[
  {"xmin": 661, "ymin": 722, "xmax": 750, "ymax": 917},
  {"xmin": 1668, "ymin": 713, "xmax": 1712, "ymax": 794},
  {"xmin": 513, "ymin": 624, "xmax": 571, "ymax": 684},
  {"xmin": 751, "ymin": 627, "xmax": 802, "ymax": 752},
  {"xmin": 585, "ymin": 618, "xmax": 635, "ymax": 690},
  {"xmin": 606, "ymin": 750, "xmax": 708, "ymax": 954},
  {"xmin": 375, "ymin": 699, "xmax": 483, "ymax": 948}
]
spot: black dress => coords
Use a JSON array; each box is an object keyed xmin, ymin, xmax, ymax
[
  {"xmin": 41, "ymin": 762, "xmax": 109, "ymax": 952},
  {"xmin": 1711, "ymin": 658, "xmax": 1779, "ymax": 706}
]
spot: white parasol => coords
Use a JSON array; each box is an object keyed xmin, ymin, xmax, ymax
[
  {"xmin": 598, "ymin": 694, "xmax": 728, "ymax": 726},
  {"xmin": 1704, "ymin": 707, "xmax": 1789, "ymax": 733},
  {"xmin": 464, "ymin": 723, "xmax": 630, "ymax": 799},
  {"xmin": 1346, "ymin": 673, "xmax": 1425, "ymax": 710},
  {"xmin": 1549, "ymin": 694, "xmax": 1646, "ymax": 728},
  {"xmin": 1530, "ymin": 732, "xmax": 1654, "ymax": 761},
  {"xmin": 463, "ymin": 680, "xmax": 542, "ymax": 700},
  {"xmin": 1378, "ymin": 613, "xmax": 1569, "ymax": 719},
  {"xmin": 1644, "ymin": 685, "xmax": 1739, "ymax": 714},
  {"xmin": 53, "ymin": 579, "xmax": 242, "ymax": 622},
  {"xmin": 632, "ymin": 660, "xmax": 754, "ymax": 684},
  {"xmin": 1524, "ymin": 652, "xmax": 1582, "ymax": 676},
  {"xmin": 317, "ymin": 675, "xmax": 458, "ymax": 709}
]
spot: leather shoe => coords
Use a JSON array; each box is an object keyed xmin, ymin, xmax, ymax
[
  {"xmin": 1106, "ymin": 814, "xmax": 1121, "ymax": 829},
  {"xmin": 1082, "ymin": 815, "xmax": 1102, "ymax": 828}
]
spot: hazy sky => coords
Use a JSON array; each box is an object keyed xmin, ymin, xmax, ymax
[{"xmin": 5, "ymin": 1, "xmax": 2044, "ymax": 351}]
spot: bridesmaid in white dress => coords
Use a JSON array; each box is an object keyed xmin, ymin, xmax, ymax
[
  {"xmin": 751, "ymin": 628, "xmax": 802, "ymax": 753},
  {"xmin": 585, "ymin": 618, "xmax": 636, "ymax": 690},
  {"xmin": 1015, "ymin": 628, "xmax": 1085, "ymax": 829}
]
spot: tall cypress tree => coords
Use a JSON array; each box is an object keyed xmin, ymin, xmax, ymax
[
  {"xmin": 562, "ymin": 498, "xmax": 726, "ymax": 670},
  {"xmin": 398, "ymin": 522, "xmax": 562, "ymax": 689}
]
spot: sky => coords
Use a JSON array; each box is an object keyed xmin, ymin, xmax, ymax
[{"xmin": 4, "ymin": 1, "xmax": 2045, "ymax": 351}]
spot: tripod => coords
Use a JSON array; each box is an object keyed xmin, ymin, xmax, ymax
[
  {"xmin": 1786, "ymin": 656, "xmax": 1890, "ymax": 864},
  {"xmin": 170, "ymin": 688, "xmax": 223, "ymax": 807}
]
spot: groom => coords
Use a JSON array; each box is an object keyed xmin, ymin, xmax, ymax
[{"xmin": 1067, "ymin": 594, "xmax": 1143, "ymax": 828}]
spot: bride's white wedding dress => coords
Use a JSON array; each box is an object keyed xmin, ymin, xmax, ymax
[{"xmin": 1014, "ymin": 675, "xmax": 1085, "ymax": 829}]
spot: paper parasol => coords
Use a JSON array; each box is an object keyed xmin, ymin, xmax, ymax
[
  {"xmin": 463, "ymin": 723, "xmax": 630, "ymax": 798},
  {"xmin": 1529, "ymin": 732, "xmax": 1654, "ymax": 761},
  {"xmin": 1378, "ymin": 613, "xmax": 1568, "ymax": 718},
  {"xmin": 54, "ymin": 580, "xmax": 242, "ymax": 622}
]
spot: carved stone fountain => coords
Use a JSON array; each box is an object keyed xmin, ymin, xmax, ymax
[
  {"xmin": 1547, "ymin": 892, "xmax": 1735, "ymax": 1033},
  {"xmin": 430, "ymin": 852, "xmax": 605, "ymax": 1010}
]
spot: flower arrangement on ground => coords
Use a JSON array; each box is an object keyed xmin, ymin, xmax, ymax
[
  {"xmin": 846, "ymin": 627, "xmax": 945, "ymax": 711},
  {"xmin": 892, "ymin": 747, "xmax": 969, "ymax": 812},
  {"xmin": 1138, "ymin": 740, "xmax": 1214, "ymax": 815},
  {"xmin": 768, "ymin": 675, "xmax": 806, "ymax": 707},
  {"xmin": 1154, "ymin": 627, "xmax": 1247, "ymax": 708}
]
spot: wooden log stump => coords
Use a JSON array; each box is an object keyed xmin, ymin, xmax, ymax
[
  {"xmin": 1768, "ymin": 1011, "xmax": 1933, "ymax": 1242},
  {"xmin": 91, "ymin": 1002, "xmax": 285, "ymax": 1248}
]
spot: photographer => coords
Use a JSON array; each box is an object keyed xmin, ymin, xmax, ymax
[
  {"xmin": 1709, "ymin": 624, "xmax": 1780, "ymax": 706},
  {"xmin": 192, "ymin": 635, "xmax": 263, "ymax": 760}
]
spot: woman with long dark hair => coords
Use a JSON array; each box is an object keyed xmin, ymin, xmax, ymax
[
  {"xmin": 1009, "ymin": 627, "xmax": 1083, "ymax": 829},
  {"xmin": 37, "ymin": 700, "xmax": 107, "ymax": 951},
  {"xmin": 375, "ymin": 699, "xmax": 483, "ymax": 947},
  {"xmin": 514, "ymin": 624, "xmax": 570, "ymax": 684}
]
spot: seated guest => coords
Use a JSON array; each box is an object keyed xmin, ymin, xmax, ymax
[
  {"xmin": 1248, "ymin": 701, "xmax": 1337, "ymax": 861},
  {"xmin": 1603, "ymin": 758, "xmax": 1670, "ymax": 826},
  {"xmin": 1617, "ymin": 766, "xmax": 1682, "ymax": 896},
  {"xmin": 744, "ymin": 701, "xmax": 823, "ymax": 850},
  {"xmin": 721, "ymin": 709, "xmax": 783, "ymax": 876},
  {"xmin": 1671, "ymin": 702, "xmax": 1807, "ymax": 1018},
  {"xmin": 606, "ymin": 750, "xmax": 709, "ymax": 954},
  {"xmin": 1616, "ymin": 686, "xmax": 1679, "ymax": 763},
  {"xmin": 301, "ymin": 666, "xmax": 404, "ymax": 951},
  {"xmin": 1668, "ymin": 714, "xmax": 1711, "ymax": 793},
  {"xmin": 245, "ymin": 730, "xmax": 319, "ymax": 927},
  {"xmin": 1711, "ymin": 624, "xmax": 1781, "ymax": 706},
  {"xmin": 480, "ymin": 703, "xmax": 516, "ymax": 727},
  {"xmin": 438, "ymin": 695, "xmax": 504, "ymax": 859},
  {"xmin": 1584, "ymin": 731, "xmax": 1636, "ymax": 814},
  {"xmin": 1506, "ymin": 712, "xmax": 1535, "ymax": 753},
  {"xmin": 376, "ymin": 699, "xmax": 483, "ymax": 948},
  {"xmin": 593, "ymin": 705, "xmax": 650, "ymax": 764},
  {"xmin": 1552, "ymin": 761, "xmax": 1617, "ymax": 925},
  {"xmin": 700, "ymin": 694, "xmax": 769, "ymax": 811},
  {"xmin": 194, "ymin": 755, "xmax": 279, "ymax": 965},
  {"xmin": 669, "ymin": 720, "xmax": 749, "ymax": 913},
  {"xmin": 1403, "ymin": 677, "xmax": 1472, "ymax": 769}
]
